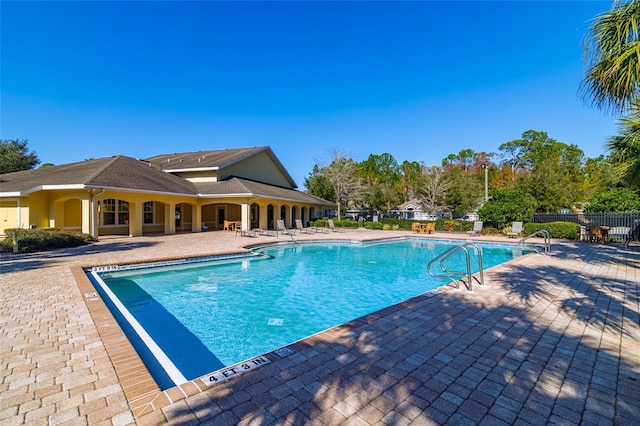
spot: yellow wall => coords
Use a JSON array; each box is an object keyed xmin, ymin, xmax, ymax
[
  {"xmin": 28, "ymin": 192, "xmax": 52, "ymax": 229},
  {"xmin": 176, "ymin": 171, "xmax": 218, "ymax": 182},
  {"xmin": 0, "ymin": 199, "xmax": 20, "ymax": 234},
  {"xmin": 1, "ymin": 184, "xmax": 330, "ymax": 236},
  {"xmin": 64, "ymin": 199, "xmax": 82, "ymax": 229}
]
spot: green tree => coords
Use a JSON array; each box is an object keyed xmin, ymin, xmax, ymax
[
  {"xmin": 478, "ymin": 188, "xmax": 537, "ymax": 229},
  {"xmin": 500, "ymin": 130, "xmax": 586, "ymax": 212},
  {"xmin": 585, "ymin": 187, "xmax": 640, "ymax": 212},
  {"xmin": 581, "ymin": 0, "xmax": 640, "ymax": 114},
  {"xmin": 398, "ymin": 160, "xmax": 423, "ymax": 202},
  {"xmin": 498, "ymin": 137, "xmax": 532, "ymax": 181},
  {"xmin": 442, "ymin": 149, "xmax": 477, "ymax": 171},
  {"xmin": 358, "ymin": 153, "xmax": 402, "ymax": 213},
  {"xmin": 583, "ymin": 155, "xmax": 621, "ymax": 199},
  {"xmin": 0, "ymin": 139, "xmax": 40, "ymax": 173},
  {"xmin": 304, "ymin": 164, "xmax": 335, "ymax": 201},
  {"xmin": 443, "ymin": 167, "xmax": 483, "ymax": 215}
]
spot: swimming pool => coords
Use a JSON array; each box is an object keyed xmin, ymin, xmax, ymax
[{"xmin": 88, "ymin": 238, "xmax": 532, "ymax": 390}]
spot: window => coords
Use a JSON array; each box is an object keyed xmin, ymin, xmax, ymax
[
  {"xmin": 118, "ymin": 201, "xmax": 129, "ymax": 225},
  {"xmin": 144, "ymin": 201, "xmax": 154, "ymax": 224},
  {"xmin": 101, "ymin": 199, "xmax": 116, "ymax": 225},
  {"xmin": 99, "ymin": 199, "xmax": 129, "ymax": 225}
]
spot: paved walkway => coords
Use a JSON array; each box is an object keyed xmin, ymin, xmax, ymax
[{"xmin": 1, "ymin": 230, "xmax": 639, "ymax": 425}]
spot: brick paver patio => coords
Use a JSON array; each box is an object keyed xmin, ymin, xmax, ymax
[{"xmin": 1, "ymin": 230, "xmax": 639, "ymax": 425}]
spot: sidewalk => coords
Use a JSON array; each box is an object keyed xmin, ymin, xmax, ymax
[{"xmin": 1, "ymin": 230, "xmax": 639, "ymax": 425}]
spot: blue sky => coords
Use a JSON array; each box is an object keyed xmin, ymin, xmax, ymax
[{"xmin": 2, "ymin": 1, "xmax": 616, "ymax": 189}]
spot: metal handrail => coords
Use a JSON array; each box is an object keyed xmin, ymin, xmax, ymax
[
  {"xmin": 519, "ymin": 230, "xmax": 551, "ymax": 254},
  {"xmin": 427, "ymin": 243, "xmax": 484, "ymax": 292}
]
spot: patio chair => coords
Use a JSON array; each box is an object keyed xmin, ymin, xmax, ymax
[
  {"xmin": 295, "ymin": 219, "xmax": 314, "ymax": 234},
  {"xmin": 276, "ymin": 220, "xmax": 295, "ymax": 237},
  {"xmin": 328, "ymin": 219, "xmax": 346, "ymax": 233},
  {"xmin": 507, "ymin": 221, "xmax": 523, "ymax": 238},
  {"xmin": 588, "ymin": 226, "xmax": 604, "ymax": 243},
  {"xmin": 467, "ymin": 221, "xmax": 483, "ymax": 237}
]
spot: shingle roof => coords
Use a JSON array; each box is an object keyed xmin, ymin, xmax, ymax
[
  {"xmin": 145, "ymin": 147, "xmax": 268, "ymax": 171},
  {"xmin": 194, "ymin": 177, "xmax": 335, "ymax": 205},
  {"xmin": 0, "ymin": 156, "xmax": 196, "ymax": 195},
  {"xmin": 0, "ymin": 153, "xmax": 334, "ymax": 206}
]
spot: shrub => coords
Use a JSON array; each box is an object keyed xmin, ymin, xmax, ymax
[
  {"xmin": 309, "ymin": 219, "xmax": 326, "ymax": 228},
  {"xmin": 478, "ymin": 188, "xmax": 537, "ymax": 229},
  {"xmin": 364, "ymin": 221, "xmax": 384, "ymax": 230},
  {"xmin": 522, "ymin": 221, "xmax": 578, "ymax": 240},
  {"xmin": 381, "ymin": 218, "xmax": 413, "ymax": 231},
  {"xmin": 1, "ymin": 228, "xmax": 97, "ymax": 253},
  {"xmin": 334, "ymin": 219, "xmax": 359, "ymax": 228},
  {"xmin": 482, "ymin": 226, "xmax": 501, "ymax": 236}
]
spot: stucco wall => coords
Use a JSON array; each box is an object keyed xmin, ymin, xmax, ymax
[{"xmin": 0, "ymin": 199, "xmax": 20, "ymax": 234}]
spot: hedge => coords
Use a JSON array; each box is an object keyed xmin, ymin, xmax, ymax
[
  {"xmin": 522, "ymin": 221, "xmax": 579, "ymax": 240},
  {"xmin": 1, "ymin": 228, "xmax": 97, "ymax": 253}
]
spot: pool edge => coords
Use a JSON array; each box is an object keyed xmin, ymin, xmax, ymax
[{"xmin": 71, "ymin": 239, "xmax": 540, "ymax": 421}]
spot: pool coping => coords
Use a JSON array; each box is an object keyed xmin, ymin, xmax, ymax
[{"xmin": 72, "ymin": 237, "xmax": 536, "ymax": 420}]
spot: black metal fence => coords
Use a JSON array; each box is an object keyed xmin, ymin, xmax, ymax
[{"xmin": 533, "ymin": 212, "xmax": 640, "ymax": 242}]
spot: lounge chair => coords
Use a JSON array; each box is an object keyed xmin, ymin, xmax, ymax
[
  {"xmin": 328, "ymin": 219, "xmax": 346, "ymax": 233},
  {"xmin": 235, "ymin": 228, "xmax": 256, "ymax": 238},
  {"xmin": 467, "ymin": 221, "xmax": 483, "ymax": 236},
  {"xmin": 295, "ymin": 219, "xmax": 314, "ymax": 234},
  {"xmin": 276, "ymin": 220, "xmax": 295, "ymax": 237},
  {"xmin": 255, "ymin": 228, "xmax": 276, "ymax": 237},
  {"xmin": 507, "ymin": 221, "xmax": 523, "ymax": 238}
]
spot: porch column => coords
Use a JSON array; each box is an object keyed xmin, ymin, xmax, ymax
[
  {"xmin": 193, "ymin": 204, "xmax": 202, "ymax": 232},
  {"xmin": 240, "ymin": 202, "xmax": 250, "ymax": 231},
  {"xmin": 286, "ymin": 205, "xmax": 293, "ymax": 227},
  {"xmin": 129, "ymin": 201, "xmax": 143, "ymax": 237},
  {"xmin": 259, "ymin": 203, "xmax": 268, "ymax": 229},
  {"xmin": 165, "ymin": 202, "xmax": 176, "ymax": 234},
  {"xmin": 81, "ymin": 198, "xmax": 91, "ymax": 234}
]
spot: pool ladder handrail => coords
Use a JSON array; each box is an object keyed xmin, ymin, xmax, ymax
[
  {"xmin": 518, "ymin": 230, "xmax": 551, "ymax": 254},
  {"xmin": 427, "ymin": 243, "xmax": 484, "ymax": 292}
]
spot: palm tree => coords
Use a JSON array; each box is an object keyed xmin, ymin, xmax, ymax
[
  {"xmin": 582, "ymin": 1, "xmax": 640, "ymax": 190},
  {"xmin": 607, "ymin": 111, "xmax": 640, "ymax": 189},
  {"xmin": 581, "ymin": 0, "xmax": 640, "ymax": 114}
]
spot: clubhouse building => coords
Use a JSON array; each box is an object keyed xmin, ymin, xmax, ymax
[{"xmin": 0, "ymin": 146, "xmax": 335, "ymax": 237}]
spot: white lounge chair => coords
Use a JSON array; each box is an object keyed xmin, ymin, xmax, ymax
[
  {"xmin": 276, "ymin": 220, "xmax": 295, "ymax": 237},
  {"xmin": 467, "ymin": 221, "xmax": 483, "ymax": 236},
  {"xmin": 507, "ymin": 221, "xmax": 523, "ymax": 238},
  {"xmin": 295, "ymin": 219, "xmax": 314, "ymax": 234},
  {"xmin": 328, "ymin": 219, "xmax": 346, "ymax": 233}
]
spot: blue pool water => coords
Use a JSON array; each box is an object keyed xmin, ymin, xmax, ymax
[{"xmin": 90, "ymin": 238, "xmax": 531, "ymax": 389}]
